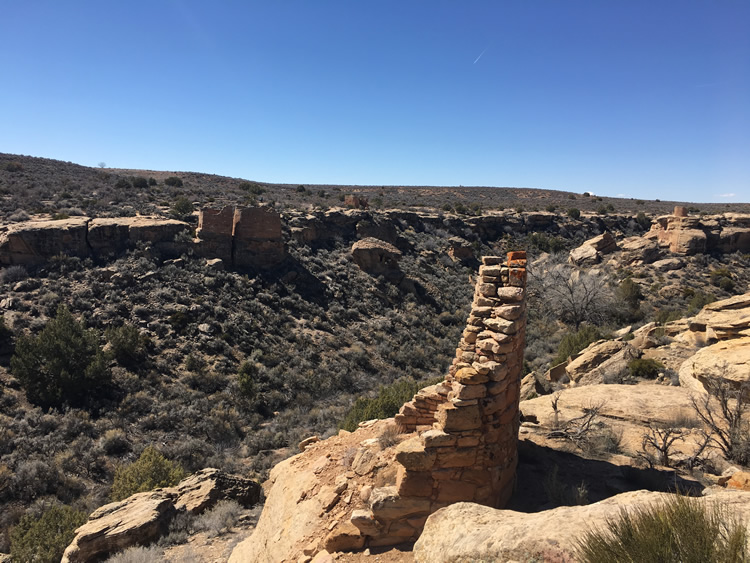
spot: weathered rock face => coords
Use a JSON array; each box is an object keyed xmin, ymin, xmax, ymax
[
  {"xmin": 351, "ymin": 237, "xmax": 404, "ymax": 282},
  {"xmin": 62, "ymin": 490, "xmax": 178, "ymax": 563},
  {"xmin": 689, "ymin": 292, "xmax": 750, "ymax": 340},
  {"xmin": 63, "ymin": 469, "xmax": 260, "ymax": 563},
  {"xmin": 413, "ymin": 490, "xmax": 750, "ymax": 562},
  {"xmin": 565, "ymin": 340, "xmax": 640, "ymax": 384},
  {"xmin": 679, "ymin": 338, "xmax": 750, "ymax": 395},
  {"xmin": 0, "ymin": 217, "xmax": 90, "ymax": 266},
  {"xmin": 569, "ymin": 232, "xmax": 618, "ymax": 265},
  {"xmin": 0, "ymin": 216, "xmax": 191, "ymax": 266},
  {"xmin": 648, "ymin": 208, "xmax": 750, "ymax": 255}
]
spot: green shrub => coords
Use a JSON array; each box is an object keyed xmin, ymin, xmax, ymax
[
  {"xmin": 710, "ymin": 268, "xmax": 734, "ymax": 292},
  {"xmin": 132, "ymin": 176, "xmax": 148, "ymax": 189},
  {"xmin": 567, "ymin": 208, "xmax": 581, "ymax": 220},
  {"xmin": 553, "ymin": 325, "xmax": 606, "ymax": 365},
  {"xmin": 170, "ymin": 196, "xmax": 194, "ymax": 220},
  {"xmin": 164, "ymin": 176, "xmax": 183, "ymax": 187},
  {"xmin": 239, "ymin": 181, "xmax": 265, "ymax": 195},
  {"xmin": 340, "ymin": 376, "xmax": 443, "ymax": 431},
  {"xmin": 10, "ymin": 504, "xmax": 87, "ymax": 563},
  {"xmin": 635, "ymin": 211, "xmax": 651, "ymax": 229},
  {"xmin": 106, "ymin": 323, "xmax": 147, "ymax": 369},
  {"xmin": 11, "ymin": 304, "xmax": 110, "ymax": 408},
  {"xmin": 616, "ymin": 278, "xmax": 643, "ymax": 310},
  {"xmin": 627, "ymin": 358, "xmax": 663, "ymax": 379},
  {"xmin": 577, "ymin": 493, "xmax": 747, "ymax": 563},
  {"xmin": 111, "ymin": 446, "xmax": 186, "ymax": 501}
]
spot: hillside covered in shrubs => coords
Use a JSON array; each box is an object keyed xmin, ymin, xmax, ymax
[{"xmin": 0, "ymin": 152, "xmax": 748, "ymax": 559}]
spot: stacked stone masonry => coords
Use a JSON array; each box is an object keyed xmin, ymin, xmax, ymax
[
  {"xmin": 353, "ymin": 252, "xmax": 527, "ymax": 547},
  {"xmin": 194, "ymin": 205, "xmax": 286, "ymax": 269}
]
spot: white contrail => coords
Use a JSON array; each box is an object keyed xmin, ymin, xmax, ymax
[{"xmin": 473, "ymin": 48, "xmax": 487, "ymax": 64}]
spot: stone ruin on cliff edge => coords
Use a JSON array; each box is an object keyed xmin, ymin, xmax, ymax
[
  {"xmin": 354, "ymin": 251, "xmax": 527, "ymax": 544},
  {"xmin": 194, "ymin": 205, "xmax": 285, "ymax": 269}
]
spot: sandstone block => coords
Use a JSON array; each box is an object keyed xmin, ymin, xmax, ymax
[
  {"xmin": 436, "ymin": 447, "xmax": 477, "ymax": 468},
  {"xmin": 395, "ymin": 437, "xmax": 437, "ymax": 471},
  {"xmin": 422, "ymin": 429, "xmax": 456, "ymax": 448},
  {"xmin": 350, "ymin": 510, "xmax": 381, "ymax": 536},
  {"xmin": 323, "ymin": 521, "xmax": 365, "ymax": 552},
  {"xmin": 455, "ymin": 367, "xmax": 489, "ymax": 385},
  {"xmin": 453, "ymin": 382, "xmax": 486, "ymax": 400},
  {"xmin": 495, "ymin": 304, "xmax": 524, "ymax": 321},
  {"xmin": 370, "ymin": 487, "xmax": 431, "ymax": 520},
  {"xmin": 478, "ymin": 283, "xmax": 497, "ymax": 297},
  {"xmin": 436, "ymin": 481, "xmax": 477, "ymax": 503},
  {"xmin": 484, "ymin": 317, "xmax": 517, "ymax": 334},
  {"xmin": 396, "ymin": 467, "xmax": 433, "ymax": 497},
  {"xmin": 436, "ymin": 404, "xmax": 482, "ymax": 432},
  {"xmin": 496, "ymin": 287, "xmax": 524, "ymax": 302}
]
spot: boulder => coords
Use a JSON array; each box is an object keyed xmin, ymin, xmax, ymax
[
  {"xmin": 652, "ymin": 257, "xmax": 684, "ymax": 272},
  {"xmin": 62, "ymin": 490, "xmax": 178, "ymax": 563},
  {"xmin": 569, "ymin": 232, "xmax": 618, "ymax": 265},
  {"xmin": 678, "ymin": 337, "xmax": 750, "ymax": 395},
  {"xmin": 351, "ymin": 237, "xmax": 403, "ymax": 282},
  {"xmin": 620, "ymin": 236, "xmax": 661, "ymax": 264},
  {"xmin": 173, "ymin": 468, "xmax": 261, "ymax": 513},
  {"xmin": 63, "ymin": 469, "xmax": 259, "ymax": 562},
  {"xmin": 689, "ymin": 292, "xmax": 750, "ymax": 340},
  {"xmin": 565, "ymin": 340, "xmax": 634, "ymax": 383},
  {"xmin": 413, "ymin": 490, "xmax": 750, "ymax": 562}
]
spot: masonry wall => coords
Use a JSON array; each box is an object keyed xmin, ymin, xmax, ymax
[
  {"xmin": 354, "ymin": 252, "xmax": 527, "ymax": 546},
  {"xmin": 194, "ymin": 206, "xmax": 285, "ymax": 268}
]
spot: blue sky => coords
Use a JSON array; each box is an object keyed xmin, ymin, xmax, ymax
[{"xmin": 1, "ymin": 1, "xmax": 748, "ymax": 203}]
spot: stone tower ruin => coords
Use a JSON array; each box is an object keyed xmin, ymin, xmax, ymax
[{"xmin": 353, "ymin": 252, "xmax": 528, "ymax": 544}]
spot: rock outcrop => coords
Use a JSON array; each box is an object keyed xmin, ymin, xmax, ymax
[
  {"xmin": 63, "ymin": 469, "xmax": 260, "ymax": 563},
  {"xmin": 0, "ymin": 206, "xmax": 286, "ymax": 270},
  {"xmin": 565, "ymin": 340, "xmax": 640, "ymax": 385},
  {"xmin": 351, "ymin": 237, "xmax": 404, "ymax": 283},
  {"xmin": 648, "ymin": 207, "xmax": 750, "ymax": 255},
  {"xmin": 229, "ymin": 253, "xmax": 528, "ymax": 561},
  {"xmin": 678, "ymin": 292, "xmax": 750, "ymax": 394},
  {"xmin": 413, "ymin": 490, "xmax": 750, "ymax": 562},
  {"xmin": 569, "ymin": 232, "xmax": 618, "ymax": 265},
  {"xmin": 0, "ymin": 217, "xmax": 91, "ymax": 266}
]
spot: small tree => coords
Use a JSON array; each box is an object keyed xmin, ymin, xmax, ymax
[
  {"xmin": 11, "ymin": 305, "xmax": 110, "ymax": 408},
  {"xmin": 164, "ymin": 176, "xmax": 183, "ymax": 187},
  {"xmin": 10, "ymin": 505, "xmax": 87, "ymax": 563},
  {"xmin": 170, "ymin": 196, "xmax": 194, "ymax": 220},
  {"xmin": 111, "ymin": 446, "xmax": 186, "ymax": 501},
  {"xmin": 692, "ymin": 374, "xmax": 750, "ymax": 465},
  {"xmin": 105, "ymin": 323, "xmax": 148, "ymax": 369}
]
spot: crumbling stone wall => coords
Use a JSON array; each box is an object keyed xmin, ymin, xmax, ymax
[
  {"xmin": 352, "ymin": 252, "xmax": 527, "ymax": 546},
  {"xmin": 194, "ymin": 206, "xmax": 286, "ymax": 269}
]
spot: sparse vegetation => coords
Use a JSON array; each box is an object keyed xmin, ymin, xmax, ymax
[
  {"xmin": 111, "ymin": 446, "xmax": 186, "ymax": 501},
  {"xmin": 577, "ymin": 494, "xmax": 747, "ymax": 563},
  {"xmin": 11, "ymin": 304, "xmax": 110, "ymax": 408},
  {"xmin": 10, "ymin": 504, "xmax": 87, "ymax": 563}
]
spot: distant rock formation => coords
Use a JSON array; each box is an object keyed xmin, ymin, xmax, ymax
[
  {"xmin": 648, "ymin": 206, "xmax": 750, "ymax": 255},
  {"xmin": 62, "ymin": 468, "xmax": 261, "ymax": 563},
  {"xmin": 0, "ymin": 216, "xmax": 188, "ymax": 266},
  {"xmin": 350, "ymin": 237, "xmax": 403, "ymax": 283},
  {"xmin": 0, "ymin": 206, "xmax": 286, "ymax": 270}
]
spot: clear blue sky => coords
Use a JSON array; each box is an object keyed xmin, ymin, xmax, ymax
[{"xmin": 1, "ymin": 1, "xmax": 748, "ymax": 203}]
